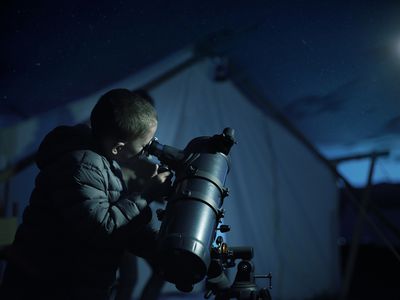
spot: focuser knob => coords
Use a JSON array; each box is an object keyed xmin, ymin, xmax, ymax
[
  {"xmin": 222, "ymin": 187, "xmax": 230, "ymax": 198},
  {"xmin": 216, "ymin": 236, "xmax": 224, "ymax": 246},
  {"xmin": 217, "ymin": 225, "xmax": 231, "ymax": 233}
]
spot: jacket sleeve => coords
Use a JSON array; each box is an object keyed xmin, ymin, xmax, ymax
[{"xmin": 46, "ymin": 157, "xmax": 152, "ymax": 248}]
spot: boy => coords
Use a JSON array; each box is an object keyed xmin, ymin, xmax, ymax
[{"xmin": 0, "ymin": 89, "xmax": 171, "ymax": 299}]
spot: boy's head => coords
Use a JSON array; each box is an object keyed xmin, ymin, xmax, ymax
[{"xmin": 90, "ymin": 88, "xmax": 158, "ymax": 162}]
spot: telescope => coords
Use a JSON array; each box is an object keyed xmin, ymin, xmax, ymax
[
  {"xmin": 144, "ymin": 128, "xmax": 235, "ymax": 292},
  {"xmin": 144, "ymin": 128, "xmax": 272, "ymax": 299}
]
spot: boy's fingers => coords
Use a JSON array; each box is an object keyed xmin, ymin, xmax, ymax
[
  {"xmin": 158, "ymin": 171, "xmax": 171, "ymax": 178},
  {"xmin": 151, "ymin": 164, "xmax": 159, "ymax": 177},
  {"xmin": 164, "ymin": 174, "xmax": 172, "ymax": 182}
]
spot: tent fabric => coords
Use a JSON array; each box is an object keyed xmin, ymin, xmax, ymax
[{"xmin": 0, "ymin": 49, "xmax": 340, "ymax": 300}]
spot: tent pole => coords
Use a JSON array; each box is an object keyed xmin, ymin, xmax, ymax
[{"xmin": 339, "ymin": 155, "xmax": 376, "ymax": 300}]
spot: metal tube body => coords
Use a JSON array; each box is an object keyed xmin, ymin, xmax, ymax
[{"xmin": 157, "ymin": 153, "xmax": 230, "ymax": 291}]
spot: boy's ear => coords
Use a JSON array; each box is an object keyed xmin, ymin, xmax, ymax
[{"xmin": 111, "ymin": 142, "xmax": 125, "ymax": 155}]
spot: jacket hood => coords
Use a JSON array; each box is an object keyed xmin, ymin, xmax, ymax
[{"xmin": 35, "ymin": 124, "xmax": 94, "ymax": 170}]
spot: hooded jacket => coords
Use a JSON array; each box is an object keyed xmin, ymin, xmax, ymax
[{"xmin": 2, "ymin": 124, "xmax": 156, "ymax": 298}]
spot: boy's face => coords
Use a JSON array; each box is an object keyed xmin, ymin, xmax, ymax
[{"xmin": 116, "ymin": 123, "xmax": 157, "ymax": 163}]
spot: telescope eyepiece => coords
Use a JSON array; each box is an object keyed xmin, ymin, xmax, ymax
[{"xmin": 143, "ymin": 137, "xmax": 185, "ymax": 168}]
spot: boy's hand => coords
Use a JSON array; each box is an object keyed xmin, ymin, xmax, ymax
[
  {"xmin": 142, "ymin": 165, "xmax": 173, "ymax": 203},
  {"xmin": 120, "ymin": 157, "xmax": 158, "ymax": 192}
]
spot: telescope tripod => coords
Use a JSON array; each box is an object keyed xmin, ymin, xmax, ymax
[
  {"xmin": 213, "ymin": 260, "xmax": 272, "ymax": 300},
  {"xmin": 204, "ymin": 238, "xmax": 272, "ymax": 300}
]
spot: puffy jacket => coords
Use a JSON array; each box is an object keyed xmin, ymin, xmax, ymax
[{"xmin": 2, "ymin": 124, "xmax": 156, "ymax": 299}]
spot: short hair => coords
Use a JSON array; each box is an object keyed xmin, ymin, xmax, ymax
[
  {"xmin": 132, "ymin": 88, "xmax": 155, "ymax": 106},
  {"xmin": 90, "ymin": 88, "xmax": 157, "ymax": 141}
]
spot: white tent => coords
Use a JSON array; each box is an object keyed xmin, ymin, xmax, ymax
[{"xmin": 0, "ymin": 48, "xmax": 340, "ymax": 300}]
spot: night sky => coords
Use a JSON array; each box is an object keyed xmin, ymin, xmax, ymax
[
  {"xmin": 1, "ymin": 1, "xmax": 270, "ymax": 122},
  {"xmin": 1, "ymin": 0, "xmax": 400, "ymax": 183}
]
